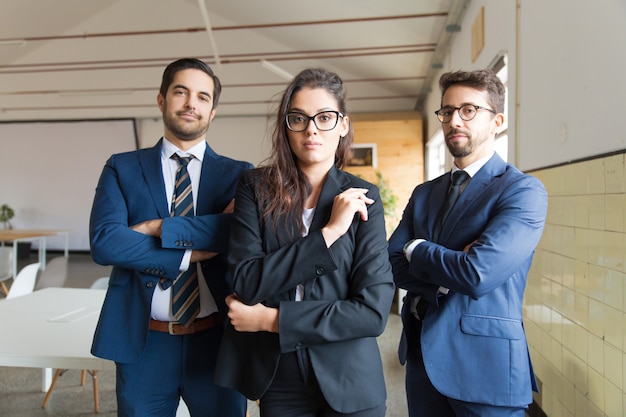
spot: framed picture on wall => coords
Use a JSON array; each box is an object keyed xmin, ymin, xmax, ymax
[{"xmin": 348, "ymin": 143, "xmax": 377, "ymax": 168}]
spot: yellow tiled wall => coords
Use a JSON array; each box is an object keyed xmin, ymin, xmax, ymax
[{"xmin": 526, "ymin": 153, "xmax": 626, "ymax": 417}]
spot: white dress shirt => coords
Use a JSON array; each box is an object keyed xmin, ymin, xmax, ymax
[{"xmin": 150, "ymin": 138, "xmax": 218, "ymax": 321}]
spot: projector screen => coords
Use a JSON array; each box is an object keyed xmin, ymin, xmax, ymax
[{"xmin": 0, "ymin": 119, "xmax": 137, "ymax": 251}]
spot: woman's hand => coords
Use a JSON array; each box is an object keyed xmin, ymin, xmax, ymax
[
  {"xmin": 321, "ymin": 187, "xmax": 374, "ymax": 247},
  {"xmin": 225, "ymin": 294, "xmax": 279, "ymax": 333}
]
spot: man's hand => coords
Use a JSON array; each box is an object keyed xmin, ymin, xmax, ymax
[
  {"xmin": 130, "ymin": 219, "xmax": 163, "ymax": 237},
  {"xmin": 223, "ymin": 198, "xmax": 235, "ymax": 214},
  {"xmin": 463, "ymin": 240, "xmax": 477, "ymax": 253},
  {"xmin": 190, "ymin": 250, "xmax": 218, "ymax": 263},
  {"xmin": 225, "ymin": 294, "xmax": 278, "ymax": 333}
]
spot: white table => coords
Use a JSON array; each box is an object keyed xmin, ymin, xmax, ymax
[
  {"xmin": 0, "ymin": 287, "xmax": 114, "ymax": 392},
  {"xmin": 0, "ymin": 229, "xmax": 69, "ymax": 277}
]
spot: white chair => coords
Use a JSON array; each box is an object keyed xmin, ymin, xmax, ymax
[
  {"xmin": 6, "ymin": 262, "xmax": 40, "ymax": 299},
  {"xmin": 89, "ymin": 276, "xmax": 109, "ymax": 289},
  {"xmin": 42, "ymin": 275, "xmax": 109, "ymax": 412},
  {"xmin": 34, "ymin": 256, "xmax": 68, "ymax": 290},
  {"xmin": 0, "ymin": 246, "xmax": 13, "ymax": 296}
]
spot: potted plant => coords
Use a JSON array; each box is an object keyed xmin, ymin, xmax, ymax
[
  {"xmin": 0, "ymin": 204, "xmax": 31, "ymax": 258},
  {"xmin": 0, "ymin": 204, "xmax": 14, "ymax": 229},
  {"xmin": 374, "ymin": 171, "xmax": 399, "ymax": 235}
]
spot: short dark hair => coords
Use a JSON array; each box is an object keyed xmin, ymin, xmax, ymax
[
  {"xmin": 159, "ymin": 58, "xmax": 222, "ymax": 109},
  {"xmin": 439, "ymin": 69, "xmax": 505, "ymax": 113}
]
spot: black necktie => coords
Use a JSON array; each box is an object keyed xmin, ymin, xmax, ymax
[
  {"xmin": 433, "ymin": 170, "xmax": 469, "ymax": 241},
  {"xmin": 166, "ymin": 154, "xmax": 200, "ymax": 327}
]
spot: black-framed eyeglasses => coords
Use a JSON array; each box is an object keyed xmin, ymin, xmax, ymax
[
  {"xmin": 434, "ymin": 104, "xmax": 496, "ymax": 123},
  {"xmin": 285, "ymin": 111, "xmax": 344, "ymax": 132}
]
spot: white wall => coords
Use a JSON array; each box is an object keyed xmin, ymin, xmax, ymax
[
  {"xmin": 0, "ymin": 120, "xmax": 136, "ymax": 250},
  {"xmin": 517, "ymin": 0, "xmax": 626, "ymax": 170},
  {"xmin": 136, "ymin": 115, "xmax": 272, "ymax": 166},
  {"xmin": 424, "ymin": 0, "xmax": 626, "ymax": 172}
]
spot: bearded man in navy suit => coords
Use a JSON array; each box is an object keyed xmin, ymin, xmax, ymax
[
  {"xmin": 89, "ymin": 58, "xmax": 251, "ymax": 416},
  {"xmin": 389, "ymin": 69, "xmax": 547, "ymax": 417}
]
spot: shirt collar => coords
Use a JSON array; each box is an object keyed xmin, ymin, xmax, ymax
[
  {"xmin": 451, "ymin": 151, "xmax": 494, "ymax": 179},
  {"xmin": 161, "ymin": 137, "xmax": 206, "ymax": 162}
]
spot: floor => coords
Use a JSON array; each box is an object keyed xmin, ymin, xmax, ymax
[{"xmin": 0, "ymin": 253, "xmax": 408, "ymax": 416}]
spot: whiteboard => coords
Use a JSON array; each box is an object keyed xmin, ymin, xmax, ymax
[{"xmin": 0, "ymin": 120, "xmax": 137, "ymax": 251}]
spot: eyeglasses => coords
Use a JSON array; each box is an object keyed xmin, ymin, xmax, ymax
[
  {"xmin": 285, "ymin": 111, "xmax": 343, "ymax": 132},
  {"xmin": 434, "ymin": 104, "xmax": 496, "ymax": 123}
]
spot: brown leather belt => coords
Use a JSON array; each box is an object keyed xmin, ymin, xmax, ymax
[{"xmin": 149, "ymin": 313, "xmax": 222, "ymax": 335}]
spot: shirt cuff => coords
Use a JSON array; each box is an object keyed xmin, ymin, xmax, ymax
[
  {"xmin": 179, "ymin": 249, "xmax": 192, "ymax": 271},
  {"xmin": 404, "ymin": 238, "xmax": 425, "ymax": 262}
]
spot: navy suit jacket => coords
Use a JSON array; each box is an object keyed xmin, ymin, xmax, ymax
[
  {"xmin": 214, "ymin": 167, "xmax": 395, "ymax": 414},
  {"xmin": 89, "ymin": 139, "xmax": 252, "ymax": 363},
  {"xmin": 388, "ymin": 153, "xmax": 547, "ymax": 407}
]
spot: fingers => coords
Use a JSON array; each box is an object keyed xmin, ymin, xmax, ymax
[
  {"xmin": 223, "ymin": 198, "xmax": 235, "ymax": 214},
  {"xmin": 337, "ymin": 188, "xmax": 374, "ymax": 221},
  {"xmin": 322, "ymin": 188, "xmax": 375, "ymax": 246}
]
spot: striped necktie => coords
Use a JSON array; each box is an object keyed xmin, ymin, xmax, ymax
[{"xmin": 168, "ymin": 153, "xmax": 200, "ymax": 326}]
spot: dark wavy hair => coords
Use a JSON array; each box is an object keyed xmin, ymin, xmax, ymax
[
  {"xmin": 439, "ymin": 69, "xmax": 505, "ymax": 113},
  {"xmin": 257, "ymin": 68, "xmax": 354, "ymax": 234},
  {"xmin": 159, "ymin": 58, "xmax": 222, "ymax": 110}
]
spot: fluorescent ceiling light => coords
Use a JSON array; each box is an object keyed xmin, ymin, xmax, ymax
[
  {"xmin": 59, "ymin": 90, "xmax": 134, "ymax": 97},
  {"xmin": 197, "ymin": 0, "xmax": 221, "ymax": 66},
  {"xmin": 0, "ymin": 40, "xmax": 27, "ymax": 47},
  {"xmin": 261, "ymin": 60, "xmax": 294, "ymax": 81}
]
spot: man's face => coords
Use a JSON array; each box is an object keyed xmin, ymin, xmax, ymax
[
  {"xmin": 440, "ymin": 85, "xmax": 503, "ymax": 167},
  {"xmin": 157, "ymin": 69, "xmax": 216, "ymax": 146}
]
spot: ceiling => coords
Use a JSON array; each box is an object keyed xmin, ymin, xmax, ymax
[{"xmin": 0, "ymin": 0, "xmax": 469, "ymax": 122}]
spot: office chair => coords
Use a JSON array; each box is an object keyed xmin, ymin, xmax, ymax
[
  {"xmin": 0, "ymin": 246, "xmax": 13, "ymax": 296},
  {"xmin": 34, "ymin": 256, "xmax": 68, "ymax": 290},
  {"xmin": 6, "ymin": 262, "xmax": 40, "ymax": 299}
]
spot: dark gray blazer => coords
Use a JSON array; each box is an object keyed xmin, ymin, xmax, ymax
[{"xmin": 214, "ymin": 167, "xmax": 395, "ymax": 414}]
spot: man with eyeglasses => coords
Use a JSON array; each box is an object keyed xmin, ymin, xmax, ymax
[{"xmin": 388, "ymin": 69, "xmax": 548, "ymax": 417}]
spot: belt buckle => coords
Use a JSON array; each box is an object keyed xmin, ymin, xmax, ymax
[{"xmin": 168, "ymin": 321, "xmax": 177, "ymax": 335}]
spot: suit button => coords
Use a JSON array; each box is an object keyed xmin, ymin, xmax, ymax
[
  {"xmin": 295, "ymin": 342, "xmax": 303, "ymax": 350},
  {"xmin": 315, "ymin": 267, "xmax": 325, "ymax": 275},
  {"xmin": 146, "ymin": 281, "xmax": 155, "ymax": 288}
]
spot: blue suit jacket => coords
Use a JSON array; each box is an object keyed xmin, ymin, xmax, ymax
[
  {"xmin": 388, "ymin": 153, "xmax": 547, "ymax": 407},
  {"xmin": 214, "ymin": 167, "xmax": 395, "ymax": 413},
  {"xmin": 89, "ymin": 139, "xmax": 252, "ymax": 363}
]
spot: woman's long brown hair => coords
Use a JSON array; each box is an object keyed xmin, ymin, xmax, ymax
[{"xmin": 256, "ymin": 68, "xmax": 354, "ymax": 235}]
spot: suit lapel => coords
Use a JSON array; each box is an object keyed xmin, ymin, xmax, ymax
[
  {"xmin": 139, "ymin": 139, "xmax": 169, "ymax": 219},
  {"xmin": 304, "ymin": 168, "xmax": 351, "ymax": 299},
  {"xmin": 437, "ymin": 153, "xmax": 507, "ymax": 242},
  {"xmin": 311, "ymin": 167, "xmax": 350, "ymax": 231},
  {"xmin": 196, "ymin": 144, "xmax": 221, "ymax": 215}
]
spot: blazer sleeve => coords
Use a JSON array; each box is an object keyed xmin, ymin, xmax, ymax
[
  {"xmin": 89, "ymin": 154, "xmax": 184, "ymax": 279},
  {"xmin": 228, "ymin": 173, "xmax": 395, "ymax": 352},
  {"xmin": 411, "ymin": 173, "xmax": 548, "ymax": 299},
  {"xmin": 161, "ymin": 159, "xmax": 254, "ymax": 254},
  {"xmin": 388, "ymin": 184, "xmax": 442, "ymax": 303}
]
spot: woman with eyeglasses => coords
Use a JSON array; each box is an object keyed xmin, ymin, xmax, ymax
[{"xmin": 214, "ymin": 68, "xmax": 395, "ymax": 417}]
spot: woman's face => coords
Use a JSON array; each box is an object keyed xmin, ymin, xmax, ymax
[{"xmin": 286, "ymin": 87, "xmax": 349, "ymax": 173}]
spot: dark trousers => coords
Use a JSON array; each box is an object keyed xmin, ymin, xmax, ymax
[
  {"xmin": 261, "ymin": 350, "xmax": 385, "ymax": 417},
  {"xmin": 405, "ymin": 315, "xmax": 527, "ymax": 417},
  {"xmin": 116, "ymin": 325, "xmax": 247, "ymax": 417}
]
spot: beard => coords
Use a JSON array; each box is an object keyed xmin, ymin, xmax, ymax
[
  {"xmin": 162, "ymin": 108, "xmax": 211, "ymax": 142},
  {"xmin": 445, "ymin": 128, "xmax": 488, "ymax": 158}
]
